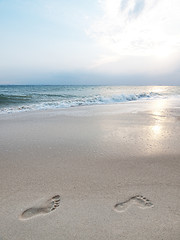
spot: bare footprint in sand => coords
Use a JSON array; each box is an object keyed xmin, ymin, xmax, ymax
[
  {"xmin": 114, "ymin": 195, "xmax": 154, "ymax": 212},
  {"xmin": 20, "ymin": 195, "xmax": 60, "ymax": 220}
]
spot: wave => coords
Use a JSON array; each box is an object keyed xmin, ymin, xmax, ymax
[
  {"xmin": 0, "ymin": 91, "xmax": 161, "ymax": 114},
  {"xmin": 0, "ymin": 94, "xmax": 32, "ymax": 106},
  {"xmin": 99, "ymin": 92, "xmax": 159, "ymax": 103}
]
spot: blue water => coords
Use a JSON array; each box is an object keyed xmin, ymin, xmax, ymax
[{"xmin": 0, "ymin": 85, "xmax": 179, "ymax": 114}]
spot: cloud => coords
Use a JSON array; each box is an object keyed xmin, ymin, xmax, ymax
[
  {"xmin": 127, "ymin": 0, "xmax": 145, "ymax": 17},
  {"xmin": 87, "ymin": 0, "xmax": 180, "ymax": 74}
]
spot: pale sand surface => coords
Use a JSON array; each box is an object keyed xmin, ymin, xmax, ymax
[{"xmin": 0, "ymin": 100, "xmax": 180, "ymax": 240}]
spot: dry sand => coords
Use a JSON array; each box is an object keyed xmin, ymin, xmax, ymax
[{"xmin": 0, "ymin": 100, "xmax": 180, "ymax": 240}]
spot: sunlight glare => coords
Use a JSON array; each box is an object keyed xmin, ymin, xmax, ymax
[{"xmin": 151, "ymin": 125, "xmax": 161, "ymax": 135}]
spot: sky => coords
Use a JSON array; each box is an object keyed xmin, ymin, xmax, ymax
[{"xmin": 0, "ymin": 0, "xmax": 180, "ymax": 85}]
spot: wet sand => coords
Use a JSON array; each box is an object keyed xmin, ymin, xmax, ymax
[{"xmin": 0, "ymin": 100, "xmax": 180, "ymax": 240}]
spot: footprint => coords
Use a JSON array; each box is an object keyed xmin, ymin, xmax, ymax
[
  {"xmin": 114, "ymin": 195, "xmax": 154, "ymax": 212},
  {"xmin": 20, "ymin": 195, "xmax": 60, "ymax": 220}
]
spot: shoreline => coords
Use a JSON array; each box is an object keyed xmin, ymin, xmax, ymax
[{"xmin": 0, "ymin": 96, "xmax": 180, "ymax": 118}]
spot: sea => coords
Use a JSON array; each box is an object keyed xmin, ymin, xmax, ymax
[{"xmin": 0, "ymin": 85, "xmax": 179, "ymax": 114}]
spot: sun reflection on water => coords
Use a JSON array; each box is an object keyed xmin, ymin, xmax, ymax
[
  {"xmin": 152, "ymin": 99, "xmax": 167, "ymax": 117},
  {"xmin": 151, "ymin": 125, "xmax": 161, "ymax": 135},
  {"xmin": 150, "ymin": 99, "xmax": 167, "ymax": 138}
]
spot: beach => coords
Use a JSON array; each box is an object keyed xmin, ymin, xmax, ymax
[{"xmin": 0, "ymin": 99, "xmax": 180, "ymax": 240}]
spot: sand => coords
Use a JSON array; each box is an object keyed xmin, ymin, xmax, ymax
[{"xmin": 0, "ymin": 99, "xmax": 180, "ymax": 240}]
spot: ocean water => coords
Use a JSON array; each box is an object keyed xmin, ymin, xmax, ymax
[{"xmin": 0, "ymin": 85, "xmax": 179, "ymax": 114}]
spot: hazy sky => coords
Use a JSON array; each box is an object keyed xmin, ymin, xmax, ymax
[{"xmin": 0, "ymin": 0, "xmax": 180, "ymax": 85}]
